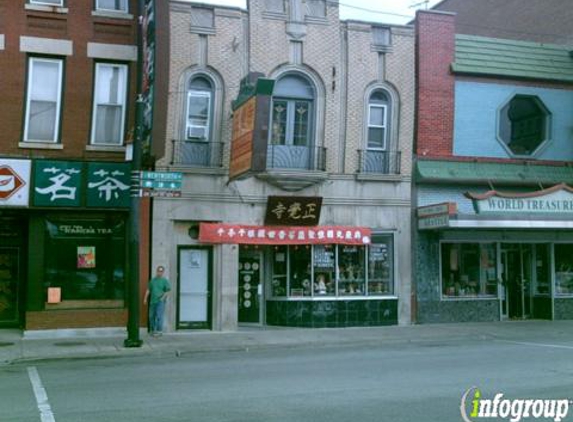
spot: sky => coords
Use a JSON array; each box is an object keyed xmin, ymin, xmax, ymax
[{"xmin": 185, "ymin": 0, "xmax": 443, "ymax": 25}]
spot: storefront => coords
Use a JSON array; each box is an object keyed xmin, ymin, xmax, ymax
[
  {"xmin": 416, "ymin": 184, "xmax": 573, "ymax": 323},
  {"xmin": 0, "ymin": 158, "xmax": 132, "ymax": 330},
  {"xmin": 199, "ymin": 223, "xmax": 398, "ymax": 328}
]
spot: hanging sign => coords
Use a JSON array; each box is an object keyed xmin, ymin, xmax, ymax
[
  {"xmin": 199, "ymin": 223, "xmax": 371, "ymax": 245},
  {"xmin": 265, "ymin": 196, "xmax": 322, "ymax": 226}
]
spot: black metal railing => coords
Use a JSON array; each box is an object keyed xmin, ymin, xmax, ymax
[
  {"xmin": 357, "ymin": 150, "xmax": 401, "ymax": 174},
  {"xmin": 171, "ymin": 140, "xmax": 224, "ymax": 167},
  {"xmin": 266, "ymin": 144, "xmax": 327, "ymax": 171}
]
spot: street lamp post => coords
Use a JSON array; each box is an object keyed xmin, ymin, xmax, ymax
[{"xmin": 124, "ymin": 0, "xmax": 146, "ymax": 348}]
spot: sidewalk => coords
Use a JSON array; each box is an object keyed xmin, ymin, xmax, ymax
[{"xmin": 1, "ymin": 320, "xmax": 573, "ymax": 366}]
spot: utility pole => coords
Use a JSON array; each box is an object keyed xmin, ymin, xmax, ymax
[{"xmin": 124, "ymin": 0, "xmax": 145, "ymax": 348}]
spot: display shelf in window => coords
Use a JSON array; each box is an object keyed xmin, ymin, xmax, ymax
[{"xmin": 368, "ymin": 278, "xmax": 390, "ymax": 295}]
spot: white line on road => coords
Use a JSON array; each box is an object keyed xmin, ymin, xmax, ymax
[
  {"xmin": 496, "ymin": 339, "xmax": 573, "ymax": 350},
  {"xmin": 27, "ymin": 366, "xmax": 56, "ymax": 422}
]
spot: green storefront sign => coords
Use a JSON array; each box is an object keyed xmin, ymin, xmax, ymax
[{"xmin": 33, "ymin": 160, "xmax": 130, "ymax": 208}]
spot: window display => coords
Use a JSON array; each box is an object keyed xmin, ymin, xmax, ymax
[
  {"xmin": 269, "ymin": 238, "xmax": 395, "ymax": 299},
  {"xmin": 441, "ymin": 243, "xmax": 497, "ymax": 298},
  {"xmin": 44, "ymin": 217, "xmax": 126, "ymax": 302},
  {"xmin": 555, "ymin": 244, "xmax": 573, "ymax": 295}
]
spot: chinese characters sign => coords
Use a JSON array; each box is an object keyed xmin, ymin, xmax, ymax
[
  {"xmin": 199, "ymin": 223, "xmax": 371, "ymax": 245},
  {"xmin": 33, "ymin": 160, "xmax": 130, "ymax": 208},
  {"xmin": 265, "ymin": 196, "xmax": 322, "ymax": 226}
]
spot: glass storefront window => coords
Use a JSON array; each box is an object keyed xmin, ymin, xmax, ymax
[
  {"xmin": 441, "ymin": 243, "xmax": 497, "ymax": 298},
  {"xmin": 555, "ymin": 244, "xmax": 573, "ymax": 296},
  {"xmin": 271, "ymin": 246, "xmax": 287, "ymax": 297},
  {"xmin": 290, "ymin": 246, "xmax": 312, "ymax": 296},
  {"xmin": 44, "ymin": 217, "xmax": 126, "ymax": 302},
  {"xmin": 534, "ymin": 244, "xmax": 550, "ymax": 295},
  {"xmin": 339, "ymin": 246, "xmax": 365, "ymax": 296},
  {"xmin": 368, "ymin": 236, "xmax": 393, "ymax": 295},
  {"xmin": 268, "ymin": 238, "xmax": 395, "ymax": 299},
  {"xmin": 313, "ymin": 245, "xmax": 335, "ymax": 296}
]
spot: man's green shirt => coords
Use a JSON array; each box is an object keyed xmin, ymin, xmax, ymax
[{"xmin": 148, "ymin": 277, "xmax": 171, "ymax": 304}]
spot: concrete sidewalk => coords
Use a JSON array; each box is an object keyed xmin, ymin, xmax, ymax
[{"xmin": 1, "ymin": 320, "xmax": 573, "ymax": 366}]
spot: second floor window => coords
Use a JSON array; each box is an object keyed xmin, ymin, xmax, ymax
[
  {"xmin": 91, "ymin": 63, "xmax": 128, "ymax": 146},
  {"xmin": 95, "ymin": 0, "xmax": 128, "ymax": 12},
  {"xmin": 270, "ymin": 74, "xmax": 315, "ymax": 146},
  {"xmin": 24, "ymin": 57, "xmax": 64, "ymax": 143},
  {"xmin": 186, "ymin": 77, "xmax": 213, "ymax": 141},
  {"xmin": 367, "ymin": 91, "xmax": 389, "ymax": 150}
]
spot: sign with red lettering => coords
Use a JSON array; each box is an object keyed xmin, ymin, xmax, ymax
[
  {"xmin": 0, "ymin": 159, "xmax": 31, "ymax": 206},
  {"xmin": 199, "ymin": 223, "xmax": 371, "ymax": 245}
]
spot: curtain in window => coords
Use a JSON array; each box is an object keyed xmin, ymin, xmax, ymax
[
  {"xmin": 93, "ymin": 64, "xmax": 127, "ymax": 145},
  {"xmin": 27, "ymin": 60, "xmax": 61, "ymax": 142},
  {"xmin": 97, "ymin": 0, "xmax": 128, "ymax": 11},
  {"xmin": 186, "ymin": 91, "xmax": 211, "ymax": 140}
]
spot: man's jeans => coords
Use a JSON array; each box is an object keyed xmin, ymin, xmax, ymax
[{"xmin": 149, "ymin": 300, "xmax": 166, "ymax": 333}]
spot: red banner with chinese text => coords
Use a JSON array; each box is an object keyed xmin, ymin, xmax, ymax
[{"xmin": 199, "ymin": 223, "xmax": 371, "ymax": 245}]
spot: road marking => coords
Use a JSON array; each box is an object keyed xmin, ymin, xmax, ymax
[
  {"xmin": 496, "ymin": 339, "xmax": 573, "ymax": 350},
  {"xmin": 27, "ymin": 366, "xmax": 56, "ymax": 422}
]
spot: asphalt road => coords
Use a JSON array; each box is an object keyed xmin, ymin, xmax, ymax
[{"xmin": 2, "ymin": 337, "xmax": 573, "ymax": 422}]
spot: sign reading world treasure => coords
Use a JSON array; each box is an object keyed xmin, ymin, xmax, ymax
[
  {"xmin": 466, "ymin": 183, "xmax": 573, "ymax": 215},
  {"xmin": 33, "ymin": 160, "xmax": 131, "ymax": 208}
]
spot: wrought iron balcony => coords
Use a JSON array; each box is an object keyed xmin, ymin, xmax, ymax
[
  {"xmin": 266, "ymin": 144, "xmax": 327, "ymax": 171},
  {"xmin": 171, "ymin": 140, "xmax": 224, "ymax": 167},
  {"xmin": 357, "ymin": 150, "xmax": 401, "ymax": 175}
]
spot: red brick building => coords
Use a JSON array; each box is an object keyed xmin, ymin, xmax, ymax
[{"xmin": 0, "ymin": 0, "xmax": 147, "ymax": 331}]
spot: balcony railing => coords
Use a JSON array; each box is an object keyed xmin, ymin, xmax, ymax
[
  {"xmin": 266, "ymin": 144, "xmax": 327, "ymax": 171},
  {"xmin": 357, "ymin": 150, "xmax": 401, "ymax": 175},
  {"xmin": 171, "ymin": 140, "xmax": 224, "ymax": 167}
]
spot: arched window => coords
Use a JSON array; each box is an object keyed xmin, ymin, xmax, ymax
[
  {"xmin": 270, "ymin": 74, "xmax": 315, "ymax": 146},
  {"xmin": 367, "ymin": 90, "xmax": 390, "ymax": 150},
  {"xmin": 185, "ymin": 76, "xmax": 213, "ymax": 141}
]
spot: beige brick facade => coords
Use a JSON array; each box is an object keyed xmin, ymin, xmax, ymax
[{"xmin": 154, "ymin": 0, "xmax": 415, "ymax": 331}]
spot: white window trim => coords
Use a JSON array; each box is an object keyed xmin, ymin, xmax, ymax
[
  {"xmin": 95, "ymin": 0, "xmax": 129, "ymax": 14},
  {"xmin": 367, "ymin": 103, "xmax": 387, "ymax": 150},
  {"xmin": 90, "ymin": 62, "xmax": 128, "ymax": 146},
  {"xmin": 30, "ymin": 0, "xmax": 64, "ymax": 6},
  {"xmin": 185, "ymin": 90, "xmax": 211, "ymax": 141},
  {"xmin": 23, "ymin": 57, "xmax": 63, "ymax": 144}
]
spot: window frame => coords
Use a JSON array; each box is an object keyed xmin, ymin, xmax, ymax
[
  {"xmin": 185, "ymin": 89, "xmax": 212, "ymax": 142},
  {"xmin": 23, "ymin": 56, "xmax": 64, "ymax": 144},
  {"xmin": 29, "ymin": 0, "xmax": 64, "ymax": 6},
  {"xmin": 95, "ymin": 0, "xmax": 129, "ymax": 13},
  {"xmin": 90, "ymin": 62, "xmax": 129, "ymax": 146},
  {"xmin": 270, "ymin": 98, "xmax": 313, "ymax": 146},
  {"xmin": 367, "ymin": 102, "xmax": 388, "ymax": 150}
]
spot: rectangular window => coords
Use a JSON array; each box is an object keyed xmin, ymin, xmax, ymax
[
  {"xmin": 368, "ymin": 104, "xmax": 387, "ymax": 149},
  {"xmin": 95, "ymin": 0, "xmax": 128, "ymax": 12},
  {"xmin": 30, "ymin": 0, "xmax": 64, "ymax": 6},
  {"xmin": 186, "ymin": 91, "xmax": 211, "ymax": 141},
  {"xmin": 269, "ymin": 240, "xmax": 395, "ymax": 298},
  {"xmin": 270, "ymin": 99, "xmax": 311, "ymax": 146},
  {"xmin": 555, "ymin": 244, "xmax": 573, "ymax": 295},
  {"xmin": 368, "ymin": 236, "xmax": 393, "ymax": 295},
  {"xmin": 91, "ymin": 63, "xmax": 128, "ymax": 145},
  {"xmin": 24, "ymin": 57, "xmax": 63, "ymax": 143},
  {"xmin": 441, "ymin": 243, "xmax": 497, "ymax": 298}
]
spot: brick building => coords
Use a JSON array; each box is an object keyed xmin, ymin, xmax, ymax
[
  {"xmin": 0, "ymin": 0, "xmax": 141, "ymax": 330},
  {"xmin": 151, "ymin": 0, "xmax": 415, "ymax": 331},
  {"xmin": 414, "ymin": 9, "xmax": 573, "ymax": 323}
]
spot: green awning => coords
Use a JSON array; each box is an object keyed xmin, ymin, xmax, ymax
[{"xmin": 416, "ymin": 160, "xmax": 573, "ymax": 185}]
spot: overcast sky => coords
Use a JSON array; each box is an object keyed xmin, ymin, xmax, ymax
[{"xmin": 186, "ymin": 0, "xmax": 443, "ymax": 24}]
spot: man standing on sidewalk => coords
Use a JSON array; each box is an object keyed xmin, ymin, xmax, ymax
[{"xmin": 144, "ymin": 266, "xmax": 171, "ymax": 336}]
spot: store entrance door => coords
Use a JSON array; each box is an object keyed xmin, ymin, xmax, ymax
[
  {"xmin": 177, "ymin": 247, "xmax": 212, "ymax": 329},
  {"xmin": 238, "ymin": 248, "xmax": 263, "ymax": 324},
  {"xmin": 0, "ymin": 247, "xmax": 20, "ymax": 327},
  {"xmin": 501, "ymin": 244, "xmax": 532, "ymax": 319}
]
